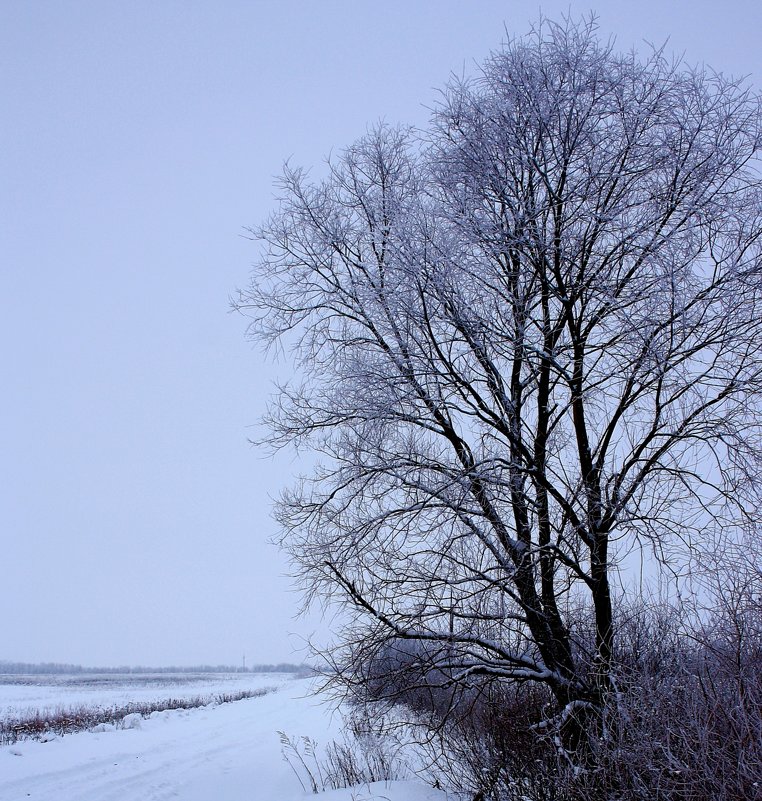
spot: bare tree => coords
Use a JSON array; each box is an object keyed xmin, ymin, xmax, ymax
[{"xmin": 238, "ymin": 17, "xmax": 762, "ymax": 753}]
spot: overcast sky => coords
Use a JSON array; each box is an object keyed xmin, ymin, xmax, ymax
[{"xmin": 2, "ymin": 0, "xmax": 761, "ymax": 668}]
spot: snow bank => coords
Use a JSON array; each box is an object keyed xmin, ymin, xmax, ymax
[{"xmin": 0, "ymin": 678, "xmax": 451, "ymax": 801}]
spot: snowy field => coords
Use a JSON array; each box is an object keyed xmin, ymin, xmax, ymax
[
  {"xmin": 0, "ymin": 675, "xmax": 449, "ymax": 801},
  {"xmin": 0, "ymin": 672, "xmax": 287, "ymax": 719}
]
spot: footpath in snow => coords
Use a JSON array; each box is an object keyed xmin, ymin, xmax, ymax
[{"xmin": 0, "ymin": 678, "xmax": 448, "ymax": 801}]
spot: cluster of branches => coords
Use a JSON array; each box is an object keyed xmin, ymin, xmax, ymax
[
  {"xmin": 349, "ymin": 558, "xmax": 762, "ymax": 800},
  {"xmin": 239, "ymin": 16, "xmax": 762, "ymax": 759}
]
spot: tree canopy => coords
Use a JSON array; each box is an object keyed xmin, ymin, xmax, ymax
[{"xmin": 239, "ymin": 17, "xmax": 762, "ymax": 747}]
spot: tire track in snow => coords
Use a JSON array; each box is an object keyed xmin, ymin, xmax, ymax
[{"xmin": 1, "ymin": 680, "xmax": 324, "ymax": 801}]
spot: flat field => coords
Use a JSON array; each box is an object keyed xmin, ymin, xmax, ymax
[
  {"xmin": 0, "ymin": 671, "xmax": 285, "ymax": 719},
  {"xmin": 0, "ymin": 673, "xmax": 447, "ymax": 801}
]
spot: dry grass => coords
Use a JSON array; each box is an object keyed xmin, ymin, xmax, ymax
[{"xmin": 1, "ymin": 687, "xmax": 274, "ymax": 745}]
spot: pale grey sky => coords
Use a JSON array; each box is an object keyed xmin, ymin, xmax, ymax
[{"xmin": 2, "ymin": 0, "xmax": 761, "ymax": 667}]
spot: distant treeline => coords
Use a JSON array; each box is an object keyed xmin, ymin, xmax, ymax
[{"xmin": 0, "ymin": 661, "xmax": 312, "ymax": 675}]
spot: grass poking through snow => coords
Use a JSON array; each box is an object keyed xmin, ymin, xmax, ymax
[{"xmin": 1, "ymin": 687, "xmax": 275, "ymax": 745}]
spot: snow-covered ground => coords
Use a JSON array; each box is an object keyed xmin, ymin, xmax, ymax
[
  {"xmin": 0, "ymin": 672, "xmax": 287, "ymax": 718},
  {"xmin": 0, "ymin": 675, "xmax": 449, "ymax": 801}
]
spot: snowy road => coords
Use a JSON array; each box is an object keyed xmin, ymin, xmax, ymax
[
  {"xmin": 0, "ymin": 679, "xmax": 448, "ymax": 801},
  {"xmin": 1, "ymin": 679, "xmax": 327, "ymax": 801}
]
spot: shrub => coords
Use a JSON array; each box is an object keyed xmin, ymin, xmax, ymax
[{"xmin": 339, "ymin": 592, "xmax": 762, "ymax": 801}]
